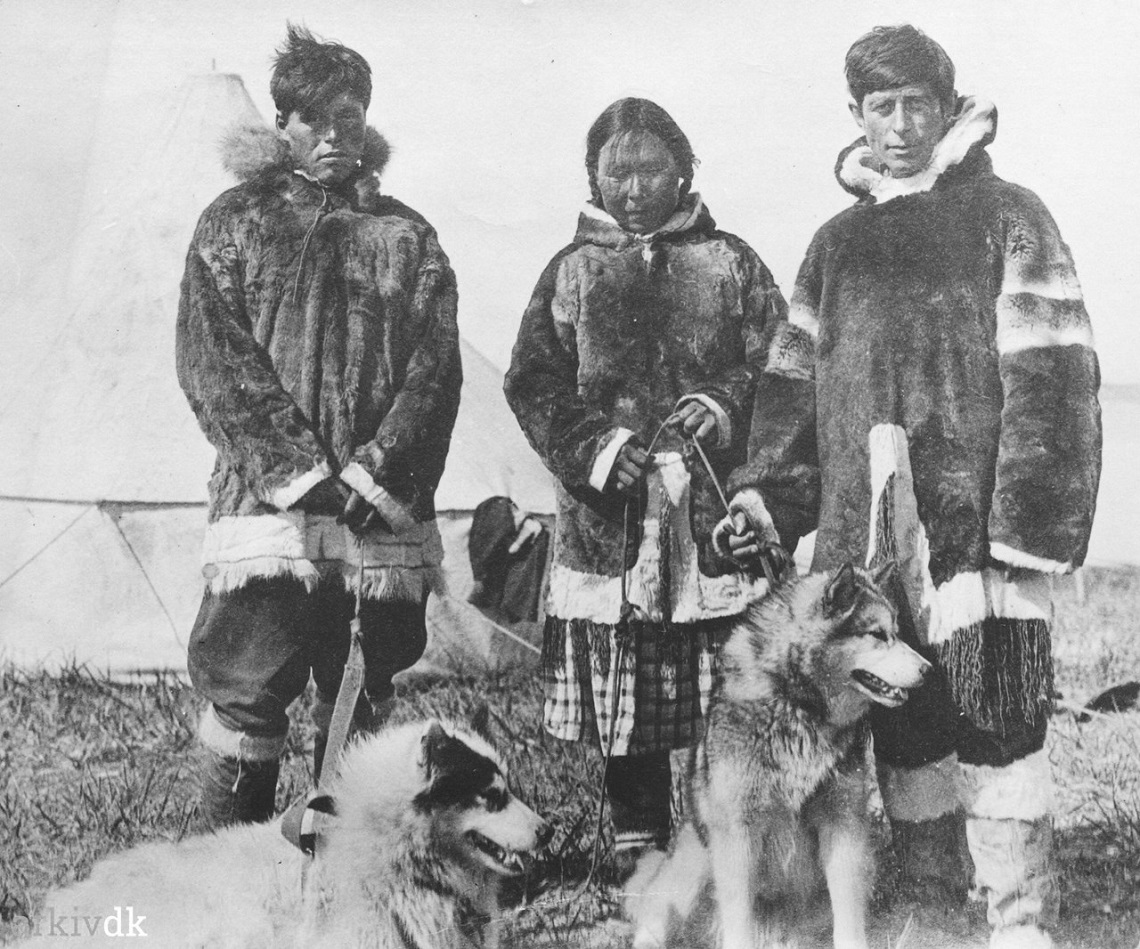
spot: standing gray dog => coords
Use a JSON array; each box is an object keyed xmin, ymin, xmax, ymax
[{"xmin": 627, "ymin": 564, "xmax": 930, "ymax": 949}]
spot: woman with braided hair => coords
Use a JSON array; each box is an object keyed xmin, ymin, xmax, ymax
[{"xmin": 505, "ymin": 97, "xmax": 787, "ymax": 875}]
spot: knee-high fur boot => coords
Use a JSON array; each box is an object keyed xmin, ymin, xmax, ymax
[
  {"xmin": 878, "ymin": 754, "xmax": 974, "ymax": 905},
  {"xmin": 197, "ymin": 749, "xmax": 280, "ymax": 829},
  {"xmin": 195, "ymin": 706, "xmax": 284, "ymax": 829},
  {"xmin": 962, "ymin": 750, "xmax": 1059, "ymax": 949}
]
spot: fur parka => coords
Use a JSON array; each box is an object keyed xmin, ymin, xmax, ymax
[
  {"xmin": 505, "ymin": 198, "xmax": 786, "ymax": 624},
  {"xmin": 727, "ymin": 98, "xmax": 1101, "ymax": 727},
  {"xmin": 176, "ymin": 124, "xmax": 461, "ymax": 597}
]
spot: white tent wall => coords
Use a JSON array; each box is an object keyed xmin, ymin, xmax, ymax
[
  {"xmin": 0, "ymin": 502, "xmax": 201, "ymax": 672},
  {"xmin": 0, "ymin": 72, "xmax": 250, "ymax": 504}
]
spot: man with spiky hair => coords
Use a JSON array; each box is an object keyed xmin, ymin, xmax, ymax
[
  {"xmin": 717, "ymin": 24, "xmax": 1100, "ymax": 949},
  {"xmin": 176, "ymin": 24, "xmax": 461, "ymax": 828}
]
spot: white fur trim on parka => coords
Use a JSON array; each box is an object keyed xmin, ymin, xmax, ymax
[
  {"xmin": 201, "ymin": 512, "xmax": 443, "ymax": 600},
  {"xmin": 839, "ymin": 96, "xmax": 997, "ymax": 204},
  {"xmin": 547, "ymin": 453, "xmax": 769, "ymax": 624}
]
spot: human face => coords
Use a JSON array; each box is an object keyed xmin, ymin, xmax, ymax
[
  {"xmin": 277, "ymin": 91, "xmax": 367, "ymax": 186},
  {"xmin": 596, "ymin": 131, "xmax": 682, "ymax": 234},
  {"xmin": 850, "ymin": 84, "xmax": 949, "ymax": 178}
]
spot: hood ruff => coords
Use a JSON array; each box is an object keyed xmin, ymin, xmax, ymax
[
  {"xmin": 219, "ymin": 122, "xmax": 392, "ymax": 212},
  {"xmin": 836, "ymin": 97, "xmax": 997, "ymax": 204},
  {"xmin": 576, "ymin": 194, "xmax": 712, "ymax": 265}
]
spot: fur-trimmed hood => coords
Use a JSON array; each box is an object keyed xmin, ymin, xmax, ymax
[
  {"xmin": 219, "ymin": 122, "xmax": 392, "ymax": 210},
  {"xmin": 835, "ymin": 96, "xmax": 997, "ymax": 203},
  {"xmin": 574, "ymin": 194, "xmax": 715, "ymax": 250}
]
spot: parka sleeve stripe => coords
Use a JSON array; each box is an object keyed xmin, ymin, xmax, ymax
[
  {"xmin": 787, "ymin": 298, "xmax": 820, "ymax": 339},
  {"xmin": 988, "ymin": 189, "xmax": 1101, "ymax": 570}
]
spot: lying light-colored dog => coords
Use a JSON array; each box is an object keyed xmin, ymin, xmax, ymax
[
  {"xmin": 18, "ymin": 716, "xmax": 551, "ymax": 948},
  {"xmin": 627, "ymin": 563, "xmax": 930, "ymax": 949}
]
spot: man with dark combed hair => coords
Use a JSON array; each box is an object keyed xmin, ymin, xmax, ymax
[
  {"xmin": 718, "ymin": 23, "xmax": 1100, "ymax": 949},
  {"xmin": 177, "ymin": 23, "xmax": 461, "ymax": 828},
  {"xmin": 844, "ymin": 24, "xmax": 956, "ymax": 116}
]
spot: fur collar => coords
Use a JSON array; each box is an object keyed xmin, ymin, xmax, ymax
[
  {"xmin": 574, "ymin": 194, "xmax": 715, "ymax": 250},
  {"xmin": 835, "ymin": 96, "xmax": 997, "ymax": 204},
  {"xmin": 220, "ymin": 122, "xmax": 392, "ymax": 209}
]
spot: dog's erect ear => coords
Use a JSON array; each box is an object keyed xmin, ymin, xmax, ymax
[
  {"xmin": 470, "ymin": 703, "xmax": 492, "ymax": 742},
  {"xmin": 420, "ymin": 720, "xmax": 452, "ymax": 777},
  {"xmin": 414, "ymin": 719, "xmax": 500, "ymax": 812},
  {"xmin": 824, "ymin": 563, "xmax": 859, "ymax": 618},
  {"xmin": 871, "ymin": 560, "xmax": 897, "ymax": 590}
]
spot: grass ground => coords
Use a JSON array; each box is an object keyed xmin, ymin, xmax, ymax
[{"xmin": 1, "ymin": 566, "xmax": 1138, "ymax": 948}]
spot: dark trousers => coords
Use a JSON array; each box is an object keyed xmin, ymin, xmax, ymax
[{"xmin": 188, "ymin": 575, "xmax": 428, "ymax": 741}]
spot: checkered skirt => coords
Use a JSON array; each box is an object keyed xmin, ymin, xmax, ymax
[{"xmin": 541, "ymin": 616, "xmax": 732, "ymax": 756}]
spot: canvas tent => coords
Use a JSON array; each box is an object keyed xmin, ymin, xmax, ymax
[{"xmin": 0, "ymin": 72, "xmax": 554, "ymax": 676}]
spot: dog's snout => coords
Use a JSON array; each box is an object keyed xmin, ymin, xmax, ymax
[
  {"xmin": 917, "ymin": 658, "xmax": 933, "ymax": 679},
  {"xmin": 537, "ymin": 821, "xmax": 554, "ymax": 848}
]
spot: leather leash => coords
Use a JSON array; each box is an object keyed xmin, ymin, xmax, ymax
[
  {"xmin": 577, "ymin": 416, "xmax": 789, "ymax": 892},
  {"xmin": 687, "ymin": 431, "xmax": 791, "ymax": 588},
  {"xmin": 281, "ymin": 539, "xmax": 366, "ymax": 882},
  {"xmin": 322, "ymin": 538, "xmax": 369, "ymax": 786}
]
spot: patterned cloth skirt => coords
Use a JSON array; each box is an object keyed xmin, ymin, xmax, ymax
[{"xmin": 540, "ymin": 615, "xmax": 733, "ymax": 756}]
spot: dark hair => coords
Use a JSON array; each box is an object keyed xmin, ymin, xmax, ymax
[
  {"xmin": 270, "ymin": 23, "xmax": 372, "ymax": 119},
  {"xmin": 584, "ymin": 98, "xmax": 696, "ymax": 206},
  {"xmin": 845, "ymin": 25, "xmax": 955, "ymax": 112}
]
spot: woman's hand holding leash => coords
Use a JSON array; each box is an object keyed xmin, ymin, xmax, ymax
[
  {"xmin": 607, "ymin": 441, "xmax": 650, "ymax": 497},
  {"xmin": 669, "ymin": 401, "xmax": 718, "ymax": 442}
]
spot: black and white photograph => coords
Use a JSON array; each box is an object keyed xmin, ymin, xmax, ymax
[{"xmin": 1, "ymin": 1, "xmax": 1137, "ymax": 946}]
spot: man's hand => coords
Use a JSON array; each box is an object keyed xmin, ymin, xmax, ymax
[
  {"xmin": 606, "ymin": 441, "xmax": 650, "ymax": 498},
  {"xmin": 714, "ymin": 511, "xmax": 763, "ymax": 565},
  {"xmin": 509, "ymin": 514, "xmax": 544, "ymax": 554},
  {"xmin": 294, "ymin": 477, "xmax": 346, "ymax": 513},
  {"xmin": 670, "ymin": 401, "xmax": 718, "ymax": 443},
  {"xmin": 339, "ymin": 490, "xmax": 384, "ymax": 536}
]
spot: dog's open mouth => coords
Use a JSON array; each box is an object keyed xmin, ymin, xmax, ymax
[
  {"xmin": 467, "ymin": 830, "xmax": 530, "ymax": 876},
  {"xmin": 851, "ymin": 669, "xmax": 909, "ymax": 707}
]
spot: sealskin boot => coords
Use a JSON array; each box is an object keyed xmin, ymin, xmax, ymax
[
  {"xmin": 890, "ymin": 809, "xmax": 975, "ymax": 906},
  {"xmin": 198, "ymin": 749, "xmax": 280, "ymax": 830},
  {"xmin": 967, "ymin": 816, "xmax": 1058, "ymax": 949}
]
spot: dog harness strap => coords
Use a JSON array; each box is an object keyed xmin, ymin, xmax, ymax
[
  {"xmin": 280, "ymin": 793, "xmax": 336, "ymax": 855},
  {"xmin": 321, "ymin": 540, "xmax": 369, "ymax": 787}
]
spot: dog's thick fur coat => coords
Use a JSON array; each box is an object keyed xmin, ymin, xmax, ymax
[
  {"xmin": 17, "ymin": 719, "xmax": 550, "ymax": 949},
  {"xmin": 627, "ymin": 564, "xmax": 930, "ymax": 949}
]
